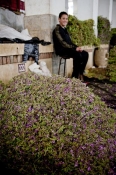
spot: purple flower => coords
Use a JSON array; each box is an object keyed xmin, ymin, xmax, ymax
[
  {"xmin": 88, "ymin": 166, "xmax": 91, "ymax": 171},
  {"xmin": 74, "ymin": 161, "xmax": 78, "ymax": 167}
]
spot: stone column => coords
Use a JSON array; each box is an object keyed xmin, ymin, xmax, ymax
[
  {"xmin": 65, "ymin": 0, "xmax": 69, "ymax": 13},
  {"xmin": 93, "ymin": 0, "xmax": 99, "ymax": 36},
  {"xmin": 24, "ymin": 0, "xmax": 66, "ymax": 41},
  {"xmin": 112, "ymin": 0, "xmax": 116, "ymax": 28},
  {"xmin": 109, "ymin": 0, "xmax": 113, "ymax": 25}
]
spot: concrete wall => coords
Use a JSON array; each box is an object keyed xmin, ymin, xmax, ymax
[
  {"xmin": 24, "ymin": 14, "xmax": 57, "ymax": 42},
  {"xmin": 25, "ymin": 0, "xmax": 66, "ymax": 17},
  {"xmin": 50, "ymin": 0, "xmax": 66, "ymax": 16},
  {"xmin": 25, "ymin": 0, "xmax": 50, "ymax": 16}
]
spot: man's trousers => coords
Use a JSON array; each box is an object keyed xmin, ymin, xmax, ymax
[{"xmin": 59, "ymin": 48, "xmax": 89, "ymax": 78}]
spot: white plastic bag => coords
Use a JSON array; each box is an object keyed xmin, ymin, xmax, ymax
[{"xmin": 39, "ymin": 61, "xmax": 51, "ymax": 77}]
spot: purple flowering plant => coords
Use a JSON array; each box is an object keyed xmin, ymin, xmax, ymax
[{"xmin": 0, "ymin": 72, "xmax": 116, "ymax": 175}]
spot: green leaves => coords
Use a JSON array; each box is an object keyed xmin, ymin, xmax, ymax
[
  {"xmin": 98, "ymin": 16, "xmax": 111, "ymax": 44},
  {"xmin": 67, "ymin": 15, "xmax": 100, "ymax": 46},
  {"xmin": 0, "ymin": 72, "xmax": 116, "ymax": 175}
]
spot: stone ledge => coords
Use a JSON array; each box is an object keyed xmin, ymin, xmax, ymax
[
  {"xmin": 0, "ymin": 44, "xmax": 24, "ymax": 56},
  {"xmin": 0, "ymin": 43, "xmax": 53, "ymax": 56}
]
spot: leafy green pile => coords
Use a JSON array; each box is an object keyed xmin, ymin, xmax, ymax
[
  {"xmin": 84, "ymin": 68, "xmax": 108, "ymax": 80},
  {"xmin": 67, "ymin": 15, "xmax": 100, "ymax": 46},
  {"xmin": 98, "ymin": 16, "xmax": 111, "ymax": 44},
  {"xmin": 107, "ymin": 46, "xmax": 116, "ymax": 82},
  {"xmin": 0, "ymin": 73, "xmax": 116, "ymax": 175}
]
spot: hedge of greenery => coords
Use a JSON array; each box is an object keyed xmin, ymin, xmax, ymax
[
  {"xmin": 0, "ymin": 72, "xmax": 116, "ymax": 175},
  {"xmin": 107, "ymin": 46, "xmax": 116, "ymax": 82},
  {"xmin": 111, "ymin": 28, "xmax": 116, "ymax": 35},
  {"xmin": 67, "ymin": 15, "xmax": 100, "ymax": 46},
  {"xmin": 97, "ymin": 16, "xmax": 111, "ymax": 44}
]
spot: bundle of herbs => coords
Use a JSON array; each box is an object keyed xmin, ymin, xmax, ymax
[
  {"xmin": 67, "ymin": 15, "xmax": 100, "ymax": 46},
  {"xmin": 107, "ymin": 46, "xmax": 116, "ymax": 82},
  {"xmin": 97, "ymin": 16, "xmax": 111, "ymax": 44}
]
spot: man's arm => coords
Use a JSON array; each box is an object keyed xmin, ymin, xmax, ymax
[{"xmin": 54, "ymin": 25, "xmax": 77, "ymax": 50}]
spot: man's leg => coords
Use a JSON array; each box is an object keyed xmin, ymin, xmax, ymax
[
  {"xmin": 59, "ymin": 48, "xmax": 82, "ymax": 78},
  {"xmin": 79, "ymin": 50, "xmax": 88, "ymax": 75}
]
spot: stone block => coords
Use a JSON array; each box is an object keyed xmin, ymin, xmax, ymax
[
  {"xmin": 17, "ymin": 55, "xmax": 23, "ymax": 63},
  {"xmin": 13, "ymin": 56, "xmax": 18, "ymax": 63},
  {"xmin": 2, "ymin": 57, "xmax": 7, "ymax": 65},
  {"xmin": 6, "ymin": 57, "xmax": 11, "ymax": 64},
  {"xmin": 0, "ymin": 57, "xmax": 3, "ymax": 65}
]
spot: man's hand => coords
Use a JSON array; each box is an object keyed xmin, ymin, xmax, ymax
[{"xmin": 76, "ymin": 47, "xmax": 82, "ymax": 52}]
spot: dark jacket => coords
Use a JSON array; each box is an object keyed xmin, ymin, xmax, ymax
[{"xmin": 52, "ymin": 24, "xmax": 77, "ymax": 55}]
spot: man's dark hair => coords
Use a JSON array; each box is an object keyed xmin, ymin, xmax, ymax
[{"xmin": 59, "ymin": 11, "xmax": 68, "ymax": 19}]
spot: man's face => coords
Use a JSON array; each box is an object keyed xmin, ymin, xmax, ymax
[{"xmin": 59, "ymin": 14, "xmax": 68, "ymax": 27}]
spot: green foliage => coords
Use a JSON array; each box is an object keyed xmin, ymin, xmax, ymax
[
  {"xmin": 107, "ymin": 46, "xmax": 116, "ymax": 82},
  {"xmin": 111, "ymin": 28, "xmax": 116, "ymax": 36},
  {"xmin": 85, "ymin": 68, "xmax": 108, "ymax": 80},
  {"xmin": 0, "ymin": 72, "xmax": 116, "ymax": 175},
  {"xmin": 67, "ymin": 15, "xmax": 100, "ymax": 46},
  {"xmin": 97, "ymin": 16, "xmax": 111, "ymax": 44},
  {"xmin": 110, "ymin": 28, "xmax": 116, "ymax": 46}
]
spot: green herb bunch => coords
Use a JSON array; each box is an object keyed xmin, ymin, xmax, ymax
[
  {"xmin": 98, "ymin": 16, "xmax": 111, "ymax": 44},
  {"xmin": 67, "ymin": 15, "xmax": 100, "ymax": 46},
  {"xmin": 107, "ymin": 46, "xmax": 116, "ymax": 82}
]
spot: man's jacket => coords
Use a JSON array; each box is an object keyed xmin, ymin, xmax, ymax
[{"xmin": 52, "ymin": 24, "xmax": 77, "ymax": 55}]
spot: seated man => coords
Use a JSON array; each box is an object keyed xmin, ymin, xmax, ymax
[{"xmin": 52, "ymin": 11, "xmax": 88, "ymax": 81}]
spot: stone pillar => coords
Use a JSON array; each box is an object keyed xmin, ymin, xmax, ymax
[
  {"xmin": 65, "ymin": 0, "xmax": 69, "ymax": 13},
  {"xmin": 112, "ymin": 0, "xmax": 116, "ymax": 28},
  {"xmin": 109, "ymin": 0, "xmax": 113, "ymax": 25},
  {"xmin": 24, "ymin": 0, "xmax": 66, "ymax": 41},
  {"xmin": 93, "ymin": 0, "xmax": 99, "ymax": 36}
]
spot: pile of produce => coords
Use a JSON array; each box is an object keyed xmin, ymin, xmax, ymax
[
  {"xmin": 107, "ymin": 46, "xmax": 116, "ymax": 82},
  {"xmin": 67, "ymin": 15, "xmax": 100, "ymax": 46},
  {"xmin": 0, "ymin": 73, "xmax": 116, "ymax": 175},
  {"xmin": 97, "ymin": 16, "xmax": 111, "ymax": 44}
]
